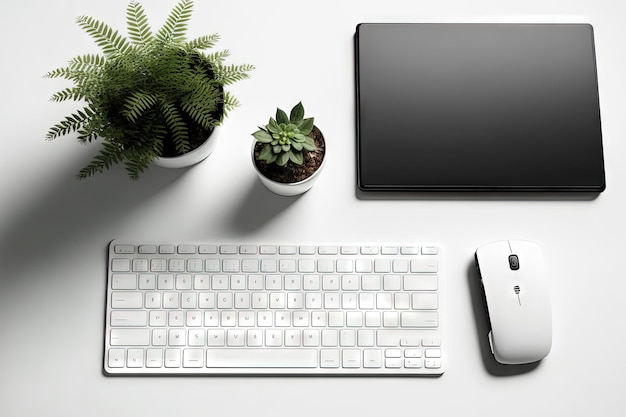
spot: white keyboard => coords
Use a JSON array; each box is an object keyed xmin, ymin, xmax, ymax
[{"xmin": 104, "ymin": 240, "xmax": 445, "ymax": 375}]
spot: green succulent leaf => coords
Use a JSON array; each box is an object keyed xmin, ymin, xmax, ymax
[
  {"xmin": 297, "ymin": 117, "xmax": 314, "ymax": 135},
  {"xmin": 302, "ymin": 136, "xmax": 317, "ymax": 151},
  {"xmin": 276, "ymin": 152, "xmax": 290, "ymax": 166},
  {"xmin": 252, "ymin": 129, "xmax": 273, "ymax": 143},
  {"xmin": 289, "ymin": 150, "xmax": 304, "ymax": 165},
  {"xmin": 289, "ymin": 102, "xmax": 305, "ymax": 124},
  {"xmin": 276, "ymin": 108, "xmax": 289, "ymax": 125},
  {"xmin": 267, "ymin": 118, "xmax": 280, "ymax": 134},
  {"xmin": 258, "ymin": 144, "xmax": 274, "ymax": 162},
  {"xmin": 291, "ymin": 141, "xmax": 303, "ymax": 151}
]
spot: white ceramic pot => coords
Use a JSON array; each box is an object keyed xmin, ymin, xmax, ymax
[
  {"xmin": 252, "ymin": 140, "xmax": 326, "ymax": 197},
  {"xmin": 153, "ymin": 126, "xmax": 220, "ymax": 169}
]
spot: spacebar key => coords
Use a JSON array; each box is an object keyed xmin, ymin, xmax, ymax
[{"xmin": 206, "ymin": 349, "xmax": 318, "ymax": 368}]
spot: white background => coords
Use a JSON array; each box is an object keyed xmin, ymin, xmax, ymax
[{"xmin": 1, "ymin": 0, "xmax": 625, "ymax": 415}]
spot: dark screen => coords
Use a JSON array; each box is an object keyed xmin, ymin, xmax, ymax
[{"xmin": 355, "ymin": 23, "xmax": 605, "ymax": 191}]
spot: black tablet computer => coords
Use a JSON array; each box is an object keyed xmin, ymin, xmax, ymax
[{"xmin": 355, "ymin": 23, "xmax": 605, "ymax": 192}]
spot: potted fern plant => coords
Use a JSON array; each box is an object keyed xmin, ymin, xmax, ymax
[
  {"xmin": 251, "ymin": 102, "xmax": 326, "ymax": 196},
  {"xmin": 45, "ymin": 0, "xmax": 253, "ymax": 179}
]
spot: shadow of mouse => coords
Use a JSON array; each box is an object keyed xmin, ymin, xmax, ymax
[{"xmin": 466, "ymin": 262, "xmax": 542, "ymax": 376}]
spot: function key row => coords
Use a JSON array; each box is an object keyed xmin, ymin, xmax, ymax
[{"xmin": 114, "ymin": 244, "xmax": 439, "ymax": 256}]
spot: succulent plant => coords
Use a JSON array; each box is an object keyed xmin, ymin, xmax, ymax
[{"xmin": 252, "ymin": 102, "xmax": 318, "ymax": 166}]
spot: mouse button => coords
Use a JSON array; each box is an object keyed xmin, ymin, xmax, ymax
[{"xmin": 508, "ymin": 254, "xmax": 520, "ymax": 270}]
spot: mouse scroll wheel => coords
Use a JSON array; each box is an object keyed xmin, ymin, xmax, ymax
[{"xmin": 509, "ymin": 255, "xmax": 520, "ymax": 270}]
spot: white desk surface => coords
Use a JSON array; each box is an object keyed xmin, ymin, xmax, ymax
[{"xmin": 2, "ymin": 0, "xmax": 625, "ymax": 415}]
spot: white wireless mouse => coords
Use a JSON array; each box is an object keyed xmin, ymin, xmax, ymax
[{"xmin": 475, "ymin": 240, "xmax": 552, "ymax": 365}]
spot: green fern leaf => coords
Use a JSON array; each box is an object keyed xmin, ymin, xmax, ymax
[
  {"xmin": 77, "ymin": 128, "xmax": 98, "ymax": 143},
  {"xmin": 77, "ymin": 140, "xmax": 123, "ymax": 179},
  {"xmin": 126, "ymin": 1, "xmax": 152, "ymax": 45},
  {"xmin": 49, "ymin": 87, "xmax": 85, "ymax": 102},
  {"xmin": 69, "ymin": 54, "xmax": 106, "ymax": 71},
  {"xmin": 214, "ymin": 64, "xmax": 255, "ymax": 85},
  {"xmin": 180, "ymin": 79, "xmax": 221, "ymax": 130},
  {"xmin": 184, "ymin": 34, "xmax": 220, "ymax": 51},
  {"xmin": 123, "ymin": 154, "xmax": 151, "ymax": 180},
  {"xmin": 76, "ymin": 15, "xmax": 130, "ymax": 57},
  {"xmin": 46, "ymin": 106, "xmax": 95, "ymax": 140},
  {"xmin": 155, "ymin": 0, "xmax": 193, "ymax": 43},
  {"xmin": 44, "ymin": 67, "xmax": 75, "ymax": 80},
  {"xmin": 204, "ymin": 50, "xmax": 230, "ymax": 65},
  {"xmin": 160, "ymin": 100, "xmax": 191, "ymax": 154},
  {"xmin": 122, "ymin": 91, "xmax": 158, "ymax": 123},
  {"xmin": 222, "ymin": 91, "xmax": 240, "ymax": 118}
]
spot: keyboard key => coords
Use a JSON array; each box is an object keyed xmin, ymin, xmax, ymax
[
  {"xmin": 405, "ymin": 358, "xmax": 423, "ymax": 368},
  {"xmin": 400, "ymin": 246, "xmax": 419, "ymax": 255},
  {"xmin": 199, "ymin": 245, "xmax": 218, "ymax": 254},
  {"xmin": 362, "ymin": 275, "xmax": 381, "ymax": 291},
  {"xmin": 341, "ymin": 246, "xmax": 359, "ymax": 255},
  {"xmin": 146, "ymin": 349, "xmax": 163, "ymax": 368},
  {"xmin": 425, "ymin": 349, "xmax": 442, "ymax": 358},
  {"xmin": 381, "ymin": 246, "xmax": 399, "ymax": 255},
  {"xmin": 127, "ymin": 349, "xmax": 144, "ymax": 367},
  {"xmin": 259, "ymin": 245, "xmax": 277, "ymax": 254},
  {"xmin": 114, "ymin": 244, "xmax": 135, "ymax": 254},
  {"xmin": 320, "ymin": 349, "xmax": 340, "ymax": 368},
  {"xmin": 239, "ymin": 245, "xmax": 258, "ymax": 254},
  {"xmin": 178, "ymin": 245, "xmax": 196, "ymax": 254},
  {"xmin": 159, "ymin": 245, "xmax": 175, "ymax": 254},
  {"xmin": 421, "ymin": 246, "xmax": 439, "ymax": 255},
  {"xmin": 336, "ymin": 260, "xmax": 354, "ymax": 273},
  {"xmin": 422, "ymin": 337, "xmax": 442, "ymax": 347},
  {"xmin": 165, "ymin": 349, "xmax": 181, "ymax": 367},
  {"xmin": 363, "ymin": 349, "xmax": 382, "ymax": 368},
  {"xmin": 425, "ymin": 359, "xmax": 442, "ymax": 369},
  {"xmin": 342, "ymin": 349, "xmax": 361, "ymax": 367},
  {"xmin": 108, "ymin": 349, "xmax": 125, "ymax": 368},
  {"xmin": 138, "ymin": 245, "xmax": 157, "ymax": 254},
  {"xmin": 110, "ymin": 329, "xmax": 150, "ymax": 346},
  {"xmin": 242, "ymin": 259, "xmax": 259, "ymax": 273},
  {"xmin": 299, "ymin": 246, "xmax": 316, "ymax": 255},
  {"xmin": 400, "ymin": 312, "xmax": 439, "ymax": 328},
  {"xmin": 111, "ymin": 274, "xmax": 137, "ymax": 290},
  {"xmin": 377, "ymin": 330, "xmax": 434, "ymax": 347},
  {"xmin": 410, "ymin": 259, "xmax": 438, "ymax": 273},
  {"xmin": 403, "ymin": 275, "xmax": 438, "ymax": 291},
  {"xmin": 111, "ymin": 292, "xmax": 143, "ymax": 309},
  {"xmin": 279, "ymin": 246, "xmax": 298, "ymax": 255},
  {"xmin": 385, "ymin": 358, "xmax": 402, "ymax": 368},
  {"xmin": 206, "ymin": 349, "xmax": 318, "ymax": 368},
  {"xmin": 318, "ymin": 246, "xmax": 338, "ymax": 255},
  {"xmin": 111, "ymin": 259, "xmax": 130, "ymax": 272},
  {"xmin": 360, "ymin": 246, "xmax": 379, "ymax": 255},
  {"xmin": 220, "ymin": 245, "xmax": 238, "ymax": 254},
  {"xmin": 412, "ymin": 293, "xmax": 438, "ymax": 310},
  {"xmin": 110, "ymin": 311, "xmax": 147, "ymax": 327}
]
